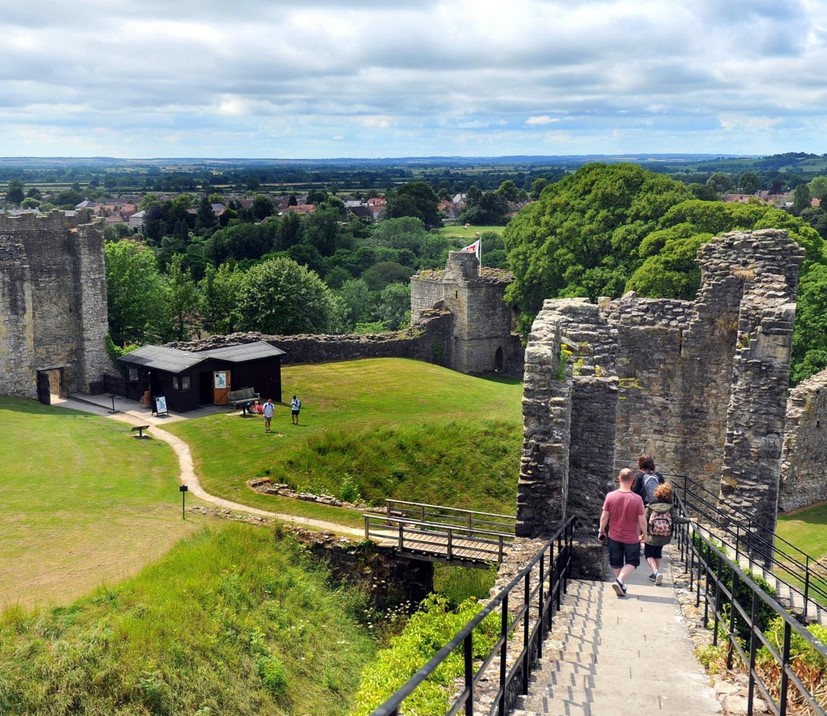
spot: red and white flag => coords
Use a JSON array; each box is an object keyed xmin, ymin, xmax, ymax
[{"xmin": 460, "ymin": 238, "xmax": 481, "ymax": 259}]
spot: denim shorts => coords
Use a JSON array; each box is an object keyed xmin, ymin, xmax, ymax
[{"xmin": 607, "ymin": 538, "xmax": 641, "ymax": 569}]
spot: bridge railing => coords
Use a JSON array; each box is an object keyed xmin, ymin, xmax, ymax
[
  {"xmin": 369, "ymin": 516, "xmax": 576, "ymax": 716},
  {"xmin": 364, "ymin": 514, "xmax": 514, "ymax": 564},
  {"xmin": 674, "ymin": 520, "xmax": 827, "ymax": 716},
  {"xmin": 668, "ymin": 472, "xmax": 827, "ymax": 619},
  {"xmin": 384, "ymin": 499, "xmax": 517, "ymax": 534}
]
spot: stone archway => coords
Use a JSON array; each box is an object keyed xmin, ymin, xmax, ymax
[{"xmin": 494, "ymin": 347, "xmax": 505, "ymax": 372}]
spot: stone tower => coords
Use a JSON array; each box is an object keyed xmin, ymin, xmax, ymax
[
  {"xmin": 410, "ymin": 251, "xmax": 522, "ymax": 374},
  {"xmin": 0, "ymin": 210, "xmax": 111, "ymax": 401}
]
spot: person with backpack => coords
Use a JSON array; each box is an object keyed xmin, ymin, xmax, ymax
[
  {"xmin": 290, "ymin": 395, "xmax": 302, "ymax": 424},
  {"xmin": 642, "ymin": 481, "xmax": 692, "ymax": 585},
  {"xmin": 632, "ymin": 454, "xmax": 664, "ymax": 506}
]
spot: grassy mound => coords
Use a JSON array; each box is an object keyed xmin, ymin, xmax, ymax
[
  {"xmin": 0, "ymin": 523, "xmax": 375, "ymax": 716},
  {"xmin": 167, "ymin": 358, "xmax": 523, "ymax": 520}
]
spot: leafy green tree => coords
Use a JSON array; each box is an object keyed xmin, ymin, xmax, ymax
[
  {"xmin": 166, "ymin": 255, "xmax": 200, "ymax": 340},
  {"xmin": 386, "ymin": 181, "xmax": 441, "ymax": 228},
  {"xmin": 104, "ymin": 240, "xmax": 170, "ymax": 345},
  {"xmin": 6, "ymin": 179, "xmax": 24, "ymax": 205},
  {"xmin": 504, "ymin": 163, "xmax": 692, "ymax": 318},
  {"xmin": 200, "ymin": 263, "xmax": 244, "ymax": 334},
  {"xmin": 252, "ymin": 194, "xmax": 275, "ymax": 220},
  {"xmin": 706, "ymin": 172, "xmax": 735, "ymax": 195},
  {"xmin": 792, "ymin": 264, "xmax": 827, "ymax": 384},
  {"xmin": 807, "ymin": 176, "xmax": 827, "ymax": 202},
  {"xmin": 793, "ymin": 183, "xmax": 812, "ymax": 214},
  {"xmin": 195, "ymin": 196, "xmax": 217, "ymax": 233},
  {"xmin": 337, "ymin": 278, "xmax": 372, "ymax": 329},
  {"xmin": 300, "ymin": 207, "xmax": 348, "ymax": 256},
  {"xmin": 362, "ymin": 261, "xmax": 414, "ymax": 291},
  {"xmin": 530, "ymin": 177, "xmax": 548, "ymax": 200},
  {"xmin": 738, "ymin": 171, "xmax": 763, "ymax": 194},
  {"xmin": 236, "ymin": 257, "xmax": 335, "ymax": 334},
  {"xmin": 373, "ymin": 283, "xmax": 411, "ymax": 330}
]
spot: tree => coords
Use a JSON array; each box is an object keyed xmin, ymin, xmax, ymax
[
  {"xmin": 200, "ymin": 263, "xmax": 244, "ymax": 335},
  {"xmin": 104, "ymin": 239, "xmax": 170, "ymax": 345},
  {"xmin": 373, "ymin": 283, "xmax": 411, "ymax": 330},
  {"xmin": 6, "ymin": 179, "xmax": 24, "ymax": 206},
  {"xmin": 738, "ymin": 171, "xmax": 763, "ymax": 195},
  {"xmin": 807, "ymin": 176, "xmax": 827, "ymax": 202},
  {"xmin": 337, "ymin": 278, "xmax": 372, "ymax": 329},
  {"xmin": 236, "ymin": 257, "xmax": 335, "ymax": 334},
  {"xmin": 504, "ymin": 163, "xmax": 692, "ymax": 319},
  {"xmin": 195, "ymin": 196, "xmax": 217, "ymax": 233},
  {"xmin": 252, "ymin": 194, "xmax": 275, "ymax": 220},
  {"xmin": 793, "ymin": 183, "xmax": 812, "ymax": 214},
  {"xmin": 166, "ymin": 255, "xmax": 200, "ymax": 340},
  {"xmin": 530, "ymin": 177, "xmax": 548, "ymax": 200},
  {"xmin": 386, "ymin": 181, "xmax": 441, "ymax": 227},
  {"xmin": 706, "ymin": 172, "xmax": 735, "ymax": 195}
]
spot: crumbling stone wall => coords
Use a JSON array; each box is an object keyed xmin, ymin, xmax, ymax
[
  {"xmin": 411, "ymin": 251, "xmax": 523, "ymax": 375},
  {"xmin": 0, "ymin": 210, "xmax": 110, "ymax": 399},
  {"xmin": 780, "ymin": 370, "xmax": 827, "ymax": 512},
  {"xmin": 518, "ymin": 230, "xmax": 804, "ymax": 539}
]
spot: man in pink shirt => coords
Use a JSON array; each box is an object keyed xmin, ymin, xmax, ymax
[{"xmin": 598, "ymin": 468, "xmax": 647, "ymax": 597}]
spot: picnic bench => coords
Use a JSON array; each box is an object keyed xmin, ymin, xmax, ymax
[
  {"xmin": 228, "ymin": 387, "xmax": 260, "ymax": 409},
  {"xmin": 131, "ymin": 424, "xmax": 151, "ymax": 438}
]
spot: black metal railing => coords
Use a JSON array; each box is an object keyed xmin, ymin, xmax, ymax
[
  {"xmin": 674, "ymin": 521, "xmax": 827, "ymax": 716},
  {"xmin": 668, "ymin": 472, "xmax": 827, "ymax": 621},
  {"xmin": 369, "ymin": 516, "xmax": 576, "ymax": 716}
]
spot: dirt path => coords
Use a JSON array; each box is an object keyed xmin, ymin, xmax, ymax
[{"xmin": 55, "ymin": 397, "xmax": 366, "ymax": 539}]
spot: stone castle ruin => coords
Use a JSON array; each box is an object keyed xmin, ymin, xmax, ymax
[
  {"xmin": 410, "ymin": 251, "xmax": 523, "ymax": 374},
  {"xmin": 517, "ymin": 229, "xmax": 807, "ymax": 546},
  {"xmin": 0, "ymin": 210, "xmax": 110, "ymax": 402}
]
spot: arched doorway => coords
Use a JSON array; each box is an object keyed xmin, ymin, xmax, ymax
[{"xmin": 494, "ymin": 347, "xmax": 505, "ymax": 373}]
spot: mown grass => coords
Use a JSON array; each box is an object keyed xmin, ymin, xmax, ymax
[
  {"xmin": 166, "ymin": 359, "xmax": 523, "ymax": 520},
  {"xmin": 0, "ymin": 523, "xmax": 376, "ymax": 716},
  {"xmin": 775, "ymin": 502, "xmax": 827, "ymax": 605},
  {"xmin": 0, "ymin": 397, "xmax": 200, "ymax": 609},
  {"xmin": 437, "ymin": 225, "xmax": 504, "ymax": 240}
]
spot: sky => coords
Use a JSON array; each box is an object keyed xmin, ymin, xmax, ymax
[{"xmin": 3, "ymin": 0, "xmax": 827, "ymax": 159}]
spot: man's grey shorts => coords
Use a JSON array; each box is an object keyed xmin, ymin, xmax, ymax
[{"xmin": 607, "ymin": 538, "xmax": 641, "ymax": 569}]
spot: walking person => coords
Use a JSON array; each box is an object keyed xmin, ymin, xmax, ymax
[
  {"xmin": 643, "ymin": 481, "xmax": 692, "ymax": 585},
  {"xmin": 632, "ymin": 454, "xmax": 664, "ymax": 506},
  {"xmin": 598, "ymin": 468, "xmax": 647, "ymax": 597},
  {"xmin": 262, "ymin": 398, "xmax": 275, "ymax": 433},
  {"xmin": 290, "ymin": 394, "xmax": 301, "ymax": 425}
]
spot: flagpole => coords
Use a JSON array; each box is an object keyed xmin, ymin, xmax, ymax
[{"xmin": 476, "ymin": 232, "xmax": 482, "ymax": 266}]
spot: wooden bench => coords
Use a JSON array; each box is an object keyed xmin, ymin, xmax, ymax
[
  {"xmin": 228, "ymin": 387, "xmax": 260, "ymax": 409},
  {"xmin": 131, "ymin": 424, "xmax": 151, "ymax": 438}
]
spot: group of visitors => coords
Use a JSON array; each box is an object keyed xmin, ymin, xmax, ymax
[
  {"xmin": 250, "ymin": 395, "xmax": 302, "ymax": 433},
  {"xmin": 597, "ymin": 454, "xmax": 692, "ymax": 598}
]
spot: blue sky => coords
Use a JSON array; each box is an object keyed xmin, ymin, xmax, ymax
[{"xmin": 3, "ymin": 0, "xmax": 826, "ymax": 158}]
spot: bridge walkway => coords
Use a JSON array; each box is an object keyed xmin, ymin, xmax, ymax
[{"xmin": 512, "ymin": 547, "xmax": 724, "ymax": 716}]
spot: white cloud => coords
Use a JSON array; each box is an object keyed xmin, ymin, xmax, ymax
[{"xmin": 0, "ymin": 0, "xmax": 823, "ymax": 157}]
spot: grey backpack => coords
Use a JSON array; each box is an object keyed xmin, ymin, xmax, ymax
[{"xmin": 643, "ymin": 473, "xmax": 659, "ymax": 504}]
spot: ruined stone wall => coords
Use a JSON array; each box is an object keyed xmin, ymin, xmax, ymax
[
  {"xmin": 169, "ymin": 309, "xmax": 456, "ymax": 369},
  {"xmin": 517, "ymin": 229, "xmax": 804, "ymax": 539},
  {"xmin": 0, "ymin": 210, "xmax": 110, "ymax": 398},
  {"xmin": 780, "ymin": 371, "xmax": 827, "ymax": 512}
]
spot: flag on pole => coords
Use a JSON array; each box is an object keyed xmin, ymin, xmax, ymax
[{"xmin": 460, "ymin": 237, "xmax": 481, "ymax": 263}]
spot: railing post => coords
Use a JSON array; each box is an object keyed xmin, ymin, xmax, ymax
[
  {"xmin": 522, "ymin": 569, "xmax": 531, "ymax": 694},
  {"xmin": 464, "ymin": 632, "xmax": 474, "ymax": 716},
  {"xmin": 499, "ymin": 595, "xmax": 509, "ymax": 716},
  {"xmin": 447, "ymin": 529, "xmax": 453, "ymax": 561},
  {"xmin": 735, "ymin": 522, "xmax": 741, "ymax": 565},
  {"xmin": 726, "ymin": 571, "xmax": 739, "ymax": 670},
  {"xmin": 803, "ymin": 556, "xmax": 811, "ymax": 621},
  {"xmin": 398, "ymin": 523, "xmax": 404, "ymax": 551},
  {"xmin": 498, "ymin": 536, "xmax": 504, "ymax": 564},
  {"xmin": 538, "ymin": 552, "xmax": 546, "ymax": 658},
  {"xmin": 364, "ymin": 516, "xmax": 369, "ymax": 541},
  {"xmin": 747, "ymin": 591, "xmax": 759, "ymax": 716},
  {"xmin": 779, "ymin": 621, "xmax": 791, "ymax": 716}
]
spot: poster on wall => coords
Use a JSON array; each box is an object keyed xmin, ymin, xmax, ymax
[
  {"xmin": 214, "ymin": 372, "xmax": 227, "ymax": 389},
  {"xmin": 154, "ymin": 396, "xmax": 168, "ymax": 416}
]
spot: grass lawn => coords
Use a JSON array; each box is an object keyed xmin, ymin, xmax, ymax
[
  {"xmin": 165, "ymin": 358, "xmax": 524, "ymax": 522},
  {"xmin": 775, "ymin": 502, "xmax": 827, "ymax": 605},
  {"xmin": 437, "ymin": 225, "xmax": 504, "ymax": 240},
  {"xmin": 0, "ymin": 398, "xmax": 202, "ymax": 609}
]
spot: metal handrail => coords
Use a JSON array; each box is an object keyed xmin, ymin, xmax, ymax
[
  {"xmin": 668, "ymin": 473, "xmax": 827, "ymax": 618},
  {"xmin": 674, "ymin": 520, "xmax": 827, "ymax": 716},
  {"xmin": 370, "ymin": 517, "xmax": 576, "ymax": 716},
  {"xmin": 385, "ymin": 499, "xmax": 517, "ymax": 533}
]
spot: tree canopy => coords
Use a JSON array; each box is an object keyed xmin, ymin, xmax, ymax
[{"xmin": 503, "ymin": 162, "xmax": 827, "ymax": 384}]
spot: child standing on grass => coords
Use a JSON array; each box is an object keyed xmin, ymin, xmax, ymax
[{"xmin": 290, "ymin": 395, "xmax": 301, "ymax": 425}]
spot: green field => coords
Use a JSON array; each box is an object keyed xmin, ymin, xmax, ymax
[
  {"xmin": 0, "ymin": 398, "xmax": 201, "ymax": 609},
  {"xmin": 437, "ymin": 225, "xmax": 504, "ymax": 240}
]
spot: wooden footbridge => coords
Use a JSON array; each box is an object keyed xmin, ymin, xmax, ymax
[{"xmin": 363, "ymin": 499, "xmax": 516, "ymax": 566}]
